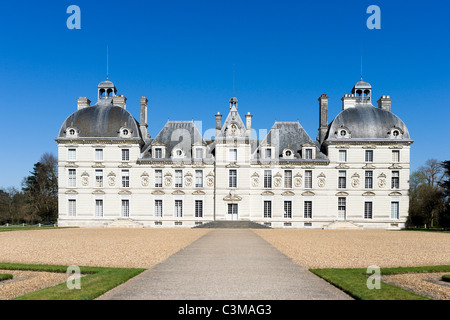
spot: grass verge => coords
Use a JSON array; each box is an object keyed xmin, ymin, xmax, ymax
[
  {"xmin": 310, "ymin": 265, "xmax": 450, "ymax": 300},
  {"xmin": 0, "ymin": 226, "xmax": 74, "ymax": 232},
  {"xmin": 0, "ymin": 262, "xmax": 145, "ymax": 300},
  {"xmin": 442, "ymin": 275, "xmax": 450, "ymax": 283},
  {"xmin": 0, "ymin": 273, "xmax": 13, "ymax": 281}
]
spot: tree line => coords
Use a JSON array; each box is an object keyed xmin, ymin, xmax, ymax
[
  {"xmin": 0, "ymin": 153, "xmax": 57, "ymax": 225},
  {"xmin": 0, "ymin": 153, "xmax": 449, "ymax": 227}
]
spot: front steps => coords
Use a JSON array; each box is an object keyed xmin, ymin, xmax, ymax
[
  {"xmin": 193, "ymin": 220, "xmax": 271, "ymax": 229},
  {"xmin": 323, "ymin": 221, "xmax": 362, "ymax": 230}
]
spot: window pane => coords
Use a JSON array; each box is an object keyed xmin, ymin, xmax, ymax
[
  {"xmin": 265, "ymin": 149, "xmax": 272, "ymax": 159},
  {"xmin": 155, "ymin": 148, "xmax": 162, "ymax": 159},
  {"xmin": 68, "ymin": 169, "xmax": 76, "ymax": 187},
  {"xmin": 175, "ymin": 200, "xmax": 183, "ymax": 217},
  {"xmin": 305, "ymin": 171, "xmax": 312, "ymax": 188},
  {"xmin": 338, "ymin": 197, "xmax": 346, "ymax": 220},
  {"xmin": 364, "ymin": 202, "xmax": 373, "ymax": 219},
  {"xmin": 229, "ymin": 170, "xmax": 237, "ymax": 188},
  {"xmin": 122, "ymin": 170, "xmax": 130, "ymax": 188},
  {"xmin": 391, "ymin": 171, "xmax": 400, "ymax": 189},
  {"xmin": 95, "ymin": 200, "xmax": 103, "ymax": 217},
  {"xmin": 195, "ymin": 148, "xmax": 203, "ymax": 159},
  {"xmin": 284, "ymin": 170, "xmax": 292, "ymax": 188},
  {"xmin": 68, "ymin": 199, "xmax": 76, "ymax": 216},
  {"xmin": 155, "ymin": 170, "xmax": 162, "ymax": 187},
  {"xmin": 95, "ymin": 170, "xmax": 103, "ymax": 188},
  {"xmin": 305, "ymin": 149, "xmax": 312, "ymax": 160},
  {"xmin": 175, "ymin": 170, "xmax": 183, "ymax": 187},
  {"xmin": 338, "ymin": 170, "xmax": 346, "ymax": 189},
  {"xmin": 195, "ymin": 170, "xmax": 203, "ymax": 188},
  {"xmin": 264, "ymin": 201, "xmax": 272, "ymax": 218},
  {"xmin": 155, "ymin": 200, "xmax": 163, "ymax": 217},
  {"xmin": 68, "ymin": 149, "xmax": 76, "ymax": 161},
  {"xmin": 391, "ymin": 202, "xmax": 399, "ymax": 219},
  {"xmin": 339, "ymin": 150, "xmax": 347, "ymax": 162},
  {"xmin": 392, "ymin": 150, "xmax": 400, "ymax": 162},
  {"xmin": 195, "ymin": 200, "xmax": 203, "ymax": 218},
  {"xmin": 95, "ymin": 149, "xmax": 103, "ymax": 161},
  {"xmin": 365, "ymin": 171, "xmax": 373, "ymax": 189},
  {"xmin": 121, "ymin": 200, "xmax": 129, "ymax": 217},
  {"xmin": 365, "ymin": 150, "xmax": 373, "ymax": 162},
  {"xmin": 264, "ymin": 170, "xmax": 272, "ymax": 188},
  {"xmin": 304, "ymin": 201, "xmax": 312, "ymax": 219},
  {"xmin": 122, "ymin": 149, "xmax": 130, "ymax": 161},
  {"xmin": 284, "ymin": 201, "xmax": 292, "ymax": 218},
  {"xmin": 229, "ymin": 149, "xmax": 237, "ymax": 161}
]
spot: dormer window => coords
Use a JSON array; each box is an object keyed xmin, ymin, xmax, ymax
[
  {"xmin": 282, "ymin": 149, "xmax": 295, "ymax": 159},
  {"xmin": 66, "ymin": 127, "xmax": 78, "ymax": 138},
  {"xmin": 173, "ymin": 148, "xmax": 185, "ymax": 159},
  {"xmin": 340, "ymin": 130, "xmax": 347, "ymax": 137},
  {"xmin": 305, "ymin": 149, "xmax": 313, "ymax": 160},
  {"xmin": 388, "ymin": 127, "xmax": 403, "ymax": 139},
  {"xmin": 119, "ymin": 127, "xmax": 131, "ymax": 138},
  {"xmin": 301, "ymin": 144, "xmax": 316, "ymax": 160}
]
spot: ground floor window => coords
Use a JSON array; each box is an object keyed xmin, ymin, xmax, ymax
[
  {"xmin": 155, "ymin": 200, "xmax": 163, "ymax": 217},
  {"xmin": 284, "ymin": 201, "xmax": 292, "ymax": 218},
  {"xmin": 195, "ymin": 200, "xmax": 203, "ymax": 218},
  {"xmin": 391, "ymin": 201, "xmax": 399, "ymax": 219},
  {"xmin": 304, "ymin": 201, "xmax": 312, "ymax": 219},
  {"xmin": 121, "ymin": 200, "xmax": 130, "ymax": 217},
  {"xmin": 175, "ymin": 200, "xmax": 183, "ymax": 218},
  {"xmin": 95, "ymin": 200, "xmax": 103, "ymax": 217},
  {"xmin": 68, "ymin": 199, "xmax": 76, "ymax": 216},
  {"xmin": 263, "ymin": 201, "xmax": 272, "ymax": 218},
  {"xmin": 338, "ymin": 197, "xmax": 346, "ymax": 220},
  {"xmin": 364, "ymin": 201, "xmax": 373, "ymax": 219}
]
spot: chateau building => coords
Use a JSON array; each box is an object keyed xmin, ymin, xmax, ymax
[{"xmin": 56, "ymin": 78, "xmax": 412, "ymax": 229}]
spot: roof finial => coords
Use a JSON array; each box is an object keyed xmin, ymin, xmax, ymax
[
  {"xmin": 360, "ymin": 48, "xmax": 363, "ymax": 81},
  {"xmin": 106, "ymin": 46, "xmax": 109, "ymax": 80},
  {"xmin": 233, "ymin": 64, "xmax": 235, "ymax": 97}
]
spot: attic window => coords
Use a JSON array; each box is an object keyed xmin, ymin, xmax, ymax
[
  {"xmin": 69, "ymin": 129, "xmax": 75, "ymax": 136},
  {"xmin": 392, "ymin": 130, "xmax": 399, "ymax": 137},
  {"xmin": 285, "ymin": 150, "xmax": 291, "ymax": 157},
  {"xmin": 340, "ymin": 130, "xmax": 347, "ymax": 137},
  {"xmin": 123, "ymin": 129, "xmax": 129, "ymax": 136}
]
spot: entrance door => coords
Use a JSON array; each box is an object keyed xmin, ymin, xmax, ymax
[{"xmin": 227, "ymin": 204, "xmax": 238, "ymax": 220}]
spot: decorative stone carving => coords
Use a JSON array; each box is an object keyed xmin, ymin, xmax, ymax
[
  {"xmin": 351, "ymin": 172, "xmax": 360, "ymax": 188},
  {"xmin": 223, "ymin": 191, "xmax": 242, "ymax": 202},
  {"xmin": 252, "ymin": 177, "xmax": 259, "ymax": 187},
  {"xmin": 185, "ymin": 177, "xmax": 192, "ymax": 187},
  {"xmin": 378, "ymin": 173, "xmax": 386, "ymax": 188},
  {"xmin": 141, "ymin": 171, "xmax": 149, "ymax": 186},
  {"xmin": 81, "ymin": 171, "xmax": 89, "ymax": 186},
  {"xmin": 274, "ymin": 177, "xmax": 282, "ymax": 187},
  {"xmin": 294, "ymin": 173, "xmax": 302, "ymax": 188},
  {"xmin": 108, "ymin": 172, "xmax": 116, "ymax": 186},
  {"xmin": 317, "ymin": 172, "xmax": 326, "ymax": 188}
]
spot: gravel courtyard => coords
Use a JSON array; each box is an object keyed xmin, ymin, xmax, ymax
[{"xmin": 252, "ymin": 229, "xmax": 450, "ymax": 269}]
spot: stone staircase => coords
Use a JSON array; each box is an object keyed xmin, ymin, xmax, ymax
[
  {"xmin": 323, "ymin": 221, "xmax": 362, "ymax": 230},
  {"xmin": 106, "ymin": 218, "xmax": 144, "ymax": 228},
  {"xmin": 193, "ymin": 220, "xmax": 271, "ymax": 229}
]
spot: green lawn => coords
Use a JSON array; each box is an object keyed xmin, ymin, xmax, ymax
[
  {"xmin": 0, "ymin": 273, "xmax": 13, "ymax": 281},
  {"xmin": 0, "ymin": 262, "xmax": 145, "ymax": 300},
  {"xmin": 442, "ymin": 275, "xmax": 450, "ymax": 283},
  {"xmin": 310, "ymin": 265, "xmax": 450, "ymax": 300},
  {"xmin": 0, "ymin": 226, "xmax": 74, "ymax": 232}
]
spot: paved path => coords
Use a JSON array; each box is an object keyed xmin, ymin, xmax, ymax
[{"xmin": 98, "ymin": 229, "xmax": 351, "ymax": 300}]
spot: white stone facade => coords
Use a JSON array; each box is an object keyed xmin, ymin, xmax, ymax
[{"xmin": 56, "ymin": 78, "xmax": 412, "ymax": 229}]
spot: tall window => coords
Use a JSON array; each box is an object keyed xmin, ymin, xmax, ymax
[
  {"xmin": 68, "ymin": 169, "xmax": 76, "ymax": 187},
  {"xmin": 195, "ymin": 148, "xmax": 203, "ymax": 159},
  {"xmin": 195, "ymin": 200, "xmax": 203, "ymax": 218},
  {"xmin": 68, "ymin": 199, "xmax": 76, "ymax": 216},
  {"xmin": 305, "ymin": 170, "xmax": 312, "ymax": 189},
  {"xmin": 122, "ymin": 170, "xmax": 130, "ymax": 188},
  {"xmin": 391, "ymin": 171, "xmax": 400, "ymax": 189},
  {"xmin": 121, "ymin": 200, "xmax": 130, "ymax": 217},
  {"xmin": 195, "ymin": 170, "xmax": 203, "ymax": 188},
  {"xmin": 175, "ymin": 170, "xmax": 183, "ymax": 188},
  {"xmin": 304, "ymin": 201, "xmax": 312, "ymax": 219},
  {"xmin": 155, "ymin": 200, "xmax": 163, "ymax": 217},
  {"xmin": 338, "ymin": 197, "xmax": 346, "ymax": 220},
  {"xmin": 365, "ymin": 150, "xmax": 373, "ymax": 162},
  {"xmin": 265, "ymin": 148, "xmax": 272, "ymax": 159},
  {"xmin": 68, "ymin": 149, "xmax": 76, "ymax": 161},
  {"xmin": 229, "ymin": 149, "xmax": 237, "ymax": 161},
  {"xmin": 392, "ymin": 150, "xmax": 400, "ymax": 163},
  {"xmin": 264, "ymin": 170, "xmax": 272, "ymax": 189},
  {"xmin": 95, "ymin": 200, "xmax": 103, "ymax": 217},
  {"xmin": 338, "ymin": 170, "xmax": 346, "ymax": 189},
  {"xmin": 391, "ymin": 201, "xmax": 399, "ymax": 219},
  {"xmin": 95, "ymin": 169, "xmax": 103, "ymax": 188},
  {"xmin": 229, "ymin": 170, "xmax": 237, "ymax": 188},
  {"xmin": 284, "ymin": 170, "xmax": 292, "ymax": 189},
  {"xmin": 364, "ymin": 202, "xmax": 373, "ymax": 219},
  {"xmin": 284, "ymin": 201, "xmax": 292, "ymax": 218},
  {"xmin": 154, "ymin": 148, "xmax": 162, "ymax": 159},
  {"xmin": 264, "ymin": 201, "xmax": 272, "ymax": 218},
  {"xmin": 175, "ymin": 200, "xmax": 183, "ymax": 218},
  {"xmin": 155, "ymin": 170, "xmax": 162, "ymax": 188},
  {"xmin": 338, "ymin": 150, "xmax": 347, "ymax": 162},
  {"xmin": 365, "ymin": 171, "xmax": 373, "ymax": 189},
  {"xmin": 122, "ymin": 149, "xmax": 130, "ymax": 161},
  {"xmin": 95, "ymin": 149, "xmax": 103, "ymax": 161},
  {"xmin": 305, "ymin": 149, "xmax": 313, "ymax": 160}
]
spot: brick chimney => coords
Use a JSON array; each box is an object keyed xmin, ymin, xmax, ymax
[
  {"xmin": 377, "ymin": 95, "xmax": 392, "ymax": 112},
  {"xmin": 318, "ymin": 94, "xmax": 329, "ymax": 145},
  {"xmin": 140, "ymin": 96, "xmax": 148, "ymax": 139},
  {"xmin": 112, "ymin": 95, "xmax": 127, "ymax": 109}
]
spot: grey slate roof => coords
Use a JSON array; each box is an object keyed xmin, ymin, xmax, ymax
[
  {"xmin": 140, "ymin": 121, "xmax": 211, "ymax": 160},
  {"xmin": 58, "ymin": 104, "xmax": 142, "ymax": 140},
  {"xmin": 325, "ymin": 105, "xmax": 411, "ymax": 141},
  {"xmin": 255, "ymin": 121, "xmax": 328, "ymax": 160}
]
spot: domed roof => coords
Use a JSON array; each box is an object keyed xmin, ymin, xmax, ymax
[
  {"xmin": 58, "ymin": 105, "xmax": 142, "ymax": 139},
  {"xmin": 325, "ymin": 105, "xmax": 410, "ymax": 141}
]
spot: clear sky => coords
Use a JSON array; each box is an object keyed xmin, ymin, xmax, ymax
[{"xmin": 0, "ymin": 0, "xmax": 449, "ymax": 189}]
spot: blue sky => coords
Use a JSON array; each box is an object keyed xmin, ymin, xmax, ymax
[{"xmin": 0, "ymin": 0, "xmax": 449, "ymax": 189}]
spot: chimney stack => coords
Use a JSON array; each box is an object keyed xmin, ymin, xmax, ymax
[
  {"xmin": 377, "ymin": 95, "xmax": 392, "ymax": 112},
  {"xmin": 112, "ymin": 95, "xmax": 127, "ymax": 109},
  {"xmin": 318, "ymin": 94, "xmax": 329, "ymax": 145},
  {"xmin": 140, "ymin": 96, "xmax": 148, "ymax": 139},
  {"xmin": 77, "ymin": 97, "xmax": 91, "ymax": 110},
  {"xmin": 245, "ymin": 112, "xmax": 252, "ymax": 132},
  {"xmin": 215, "ymin": 112, "xmax": 222, "ymax": 138}
]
